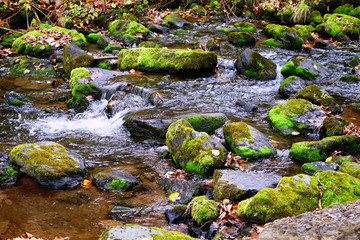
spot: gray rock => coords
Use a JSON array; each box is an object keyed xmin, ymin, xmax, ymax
[
  {"xmin": 258, "ymin": 199, "xmax": 360, "ymax": 240},
  {"xmin": 158, "ymin": 177, "xmax": 201, "ymax": 201},
  {"xmin": 301, "ymin": 162, "xmax": 340, "ymax": 174},
  {"xmin": 213, "ymin": 169, "xmax": 282, "ymax": 201},
  {"xmin": 148, "ymin": 23, "xmax": 169, "ymax": 34},
  {"xmin": 63, "ymin": 42, "xmax": 94, "ymax": 75},
  {"xmin": 164, "ymin": 14, "xmax": 191, "ymax": 29},
  {"xmin": 93, "ymin": 171, "xmax": 138, "ymax": 192},
  {"xmin": 279, "ymin": 76, "xmax": 306, "ymax": 99}
]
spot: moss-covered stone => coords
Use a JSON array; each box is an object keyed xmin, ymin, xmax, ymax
[
  {"xmin": 333, "ymin": 4, "xmax": 354, "ymax": 15},
  {"xmin": 166, "ymin": 119, "xmax": 225, "ymax": 177},
  {"xmin": 340, "ymin": 74, "xmax": 359, "ymax": 82},
  {"xmin": 63, "ymin": 43, "xmax": 94, "ymax": 75},
  {"xmin": 69, "ymin": 67, "xmax": 91, "ymax": 89},
  {"xmin": 103, "ymin": 44, "xmax": 123, "ymax": 53},
  {"xmin": 43, "ymin": 25, "xmax": 87, "ymax": 47},
  {"xmin": 227, "ymin": 32, "xmax": 255, "ymax": 47},
  {"xmin": 163, "ymin": 14, "xmax": 190, "ymax": 29},
  {"xmin": 329, "ymin": 156, "xmax": 357, "ymax": 165},
  {"xmin": 87, "ymin": 33, "xmax": 101, "ymax": 43},
  {"xmin": 316, "ymin": 171, "xmax": 360, "ymax": 207},
  {"xmin": 290, "ymin": 135, "xmax": 360, "ymax": 163},
  {"xmin": 264, "ymin": 24, "xmax": 290, "ymax": 40},
  {"xmin": 108, "ymin": 20, "xmax": 149, "ymax": 40},
  {"xmin": 261, "ymin": 38, "xmax": 286, "ymax": 48},
  {"xmin": 184, "ymin": 114, "xmax": 227, "ymax": 135},
  {"xmin": 1, "ymin": 32, "xmax": 22, "ymax": 48},
  {"xmin": 238, "ymin": 174, "xmax": 319, "ymax": 224},
  {"xmin": 292, "ymin": 85, "xmax": 342, "ymax": 115},
  {"xmin": 190, "ymin": 195, "xmax": 218, "ymax": 225},
  {"xmin": 278, "ymin": 76, "xmax": 306, "ymax": 99},
  {"xmin": 223, "ymin": 122, "xmax": 275, "ymax": 159},
  {"xmin": 139, "ymin": 41, "xmax": 156, "ymax": 48},
  {"xmin": 301, "ymin": 161, "xmax": 339, "ymax": 175},
  {"xmin": 231, "ymin": 21, "xmax": 257, "ymax": 33},
  {"xmin": 350, "ymin": 6, "xmax": 360, "ymax": 18},
  {"xmin": 281, "ymin": 57, "xmax": 325, "ymax": 80},
  {"xmin": 96, "ymin": 36, "xmax": 110, "ymax": 49},
  {"xmin": 339, "ymin": 162, "xmax": 360, "ymax": 179},
  {"xmin": 268, "ymin": 98, "xmax": 324, "ymax": 135},
  {"xmin": 310, "ymin": 10, "xmax": 322, "ymax": 27},
  {"xmin": 315, "ymin": 14, "xmax": 360, "ymax": 40},
  {"xmin": 118, "ymin": 48, "xmax": 217, "ymax": 73},
  {"xmin": 321, "ymin": 117, "xmax": 347, "ymax": 137},
  {"xmin": 9, "ymin": 141, "xmax": 85, "ymax": 189},
  {"xmin": 12, "ymin": 31, "xmax": 52, "ymax": 57},
  {"xmin": 10, "ymin": 56, "xmax": 56, "ymax": 76},
  {"xmin": 93, "ymin": 171, "xmax": 138, "ymax": 192}
]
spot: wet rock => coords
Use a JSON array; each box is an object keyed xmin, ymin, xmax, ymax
[
  {"xmin": 191, "ymin": 196, "xmax": 218, "ymax": 225},
  {"xmin": 213, "ymin": 169, "xmax": 281, "ymax": 201},
  {"xmin": 10, "ymin": 56, "xmax": 56, "ymax": 76},
  {"xmin": 9, "ymin": 141, "xmax": 86, "ymax": 189},
  {"xmin": 166, "ymin": 119, "xmax": 226, "ymax": 177},
  {"xmin": 238, "ymin": 174, "xmax": 319, "ymax": 224},
  {"xmin": 97, "ymin": 36, "xmax": 110, "ymax": 49},
  {"xmin": 320, "ymin": 117, "xmax": 347, "ymax": 138},
  {"xmin": 301, "ymin": 162, "xmax": 340, "ymax": 174},
  {"xmin": 63, "ymin": 43, "xmax": 94, "ymax": 75},
  {"xmin": 108, "ymin": 20, "xmax": 150, "ymax": 45},
  {"xmin": 148, "ymin": 23, "xmax": 169, "ymax": 34},
  {"xmin": 188, "ymin": 221, "xmax": 218, "ymax": 239},
  {"xmin": 223, "ymin": 122, "xmax": 276, "ymax": 160},
  {"xmin": 3, "ymin": 91, "xmax": 31, "ymax": 106},
  {"xmin": 314, "ymin": 39, "xmax": 334, "ymax": 49},
  {"xmin": 165, "ymin": 205, "xmax": 189, "ymax": 224},
  {"xmin": 118, "ymin": 48, "xmax": 217, "ymax": 74},
  {"xmin": 197, "ymin": 37, "xmax": 220, "ymax": 51},
  {"xmin": 235, "ymin": 99, "xmax": 257, "ymax": 112},
  {"xmin": 257, "ymin": 199, "xmax": 360, "ymax": 240},
  {"xmin": 268, "ymin": 98, "xmax": 325, "ymax": 135},
  {"xmin": 329, "ymin": 155, "xmax": 357, "ymax": 165},
  {"xmin": 12, "ymin": 31, "xmax": 52, "ymax": 58},
  {"xmin": 235, "ymin": 48, "xmax": 277, "ymax": 80},
  {"xmin": 1, "ymin": 32, "xmax": 21, "ymax": 48},
  {"xmin": 158, "ymin": 177, "xmax": 201, "ymax": 201},
  {"xmin": 290, "ymin": 135, "xmax": 360, "ymax": 163},
  {"xmin": 93, "ymin": 171, "xmax": 138, "ymax": 192},
  {"xmin": 103, "ymin": 44, "xmax": 123, "ymax": 54},
  {"xmin": 340, "ymin": 74, "xmax": 359, "ymax": 82},
  {"xmin": 124, "ymin": 111, "xmax": 228, "ymax": 140},
  {"xmin": 227, "ymin": 32, "xmax": 255, "ymax": 47},
  {"xmin": 163, "ymin": 14, "xmax": 191, "ymax": 29},
  {"xmin": 281, "ymin": 56, "xmax": 327, "ymax": 80},
  {"xmin": 87, "ymin": 33, "xmax": 101, "ymax": 43},
  {"xmin": 292, "ymin": 85, "xmax": 342, "ymax": 115},
  {"xmin": 105, "ymin": 92, "xmax": 147, "ymax": 118},
  {"xmin": 0, "ymin": 152, "xmax": 20, "ymax": 187},
  {"xmin": 99, "ymin": 224, "xmax": 200, "ymax": 240},
  {"xmin": 339, "ymin": 161, "xmax": 360, "ymax": 178},
  {"xmin": 278, "ymin": 76, "xmax": 306, "ymax": 99}
]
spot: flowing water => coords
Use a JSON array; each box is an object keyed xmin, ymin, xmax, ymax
[{"xmin": 1, "ymin": 19, "xmax": 360, "ymax": 239}]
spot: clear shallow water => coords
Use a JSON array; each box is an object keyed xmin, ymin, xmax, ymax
[{"xmin": 1, "ymin": 20, "xmax": 360, "ymax": 239}]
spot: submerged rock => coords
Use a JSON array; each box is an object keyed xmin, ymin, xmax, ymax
[
  {"xmin": 278, "ymin": 76, "xmax": 306, "ymax": 99},
  {"xmin": 235, "ymin": 48, "xmax": 277, "ymax": 80},
  {"xmin": 9, "ymin": 142, "xmax": 86, "ymax": 189},
  {"xmin": 213, "ymin": 169, "xmax": 281, "ymax": 201},
  {"xmin": 99, "ymin": 224, "xmax": 200, "ymax": 240},
  {"xmin": 257, "ymin": 199, "xmax": 360, "ymax": 240},
  {"xmin": 268, "ymin": 98, "xmax": 325, "ymax": 135},
  {"xmin": 93, "ymin": 171, "xmax": 138, "ymax": 192},
  {"xmin": 3, "ymin": 91, "xmax": 31, "ymax": 106},
  {"xmin": 0, "ymin": 152, "xmax": 19, "ymax": 187},
  {"xmin": 292, "ymin": 85, "xmax": 342, "ymax": 115},
  {"xmin": 281, "ymin": 56, "xmax": 327, "ymax": 80},
  {"xmin": 117, "ymin": 48, "xmax": 217, "ymax": 73},
  {"xmin": 290, "ymin": 135, "xmax": 360, "ymax": 162},
  {"xmin": 223, "ymin": 122, "xmax": 276, "ymax": 160},
  {"xmin": 191, "ymin": 196, "xmax": 218, "ymax": 225},
  {"xmin": 166, "ymin": 119, "xmax": 226, "ymax": 177},
  {"xmin": 105, "ymin": 92, "xmax": 147, "ymax": 118}
]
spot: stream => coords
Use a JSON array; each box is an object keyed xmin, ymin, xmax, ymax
[{"xmin": 1, "ymin": 18, "xmax": 360, "ymax": 239}]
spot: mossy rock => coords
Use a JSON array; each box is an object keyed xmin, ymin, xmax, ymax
[
  {"xmin": 260, "ymin": 38, "xmax": 286, "ymax": 48},
  {"xmin": 63, "ymin": 43, "xmax": 94, "ymax": 75},
  {"xmin": 140, "ymin": 41, "xmax": 156, "ymax": 48},
  {"xmin": 118, "ymin": 48, "xmax": 217, "ymax": 73},
  {"xmin": 315, "ymin": 14, "xmax": 360, "ymax": 40},
  {"xmin": 333, "ymin": 4, "xmax": 354, "ymax": 15},
  {"xmin": 350, "ymin": 6, "xmax": 360, "ymax": 18},
  {"xmin": 290, "ymin": 135, "xmax": 360, "ymax": 163},
  {"xmin": 320, "ymin": 117, "xmax": 347, "ymax": 137},
  {"xmin": 103, "ymin": 44, "xmax": 124, "ymax": 53},
  {"xmin": 301, "ymin": 161, "xmax": 339, "ymax": 175},
  {"xmin": 99, "ymin": 224, "xmax": 200, "ymax": 240},
  {"xmin": 12, "ymin": 31, "xmax": 52, "ymax": 58},
  {"xmin": 329, "ymin": 155, "xmax": 357, "ymax": 165},
  {"xmin": 292, "ymin": 85, "xmax": 342, "ymax": 115},
  {"xmin": 1, "ymin": 32, "xmax": 22, "ymax": 48},
  {"xmin": 281, "ymin": 57, "xmax": 327, "ymax": 80},
  {"xmin": 2, "ymin": 91, "xmax": 30, "ymax": 106},
  {"xmin": 42, "ymin": 25, "xmax": 87, "ymax": 47},
  {"xmin": 263, "ymin": 24, "xmax": 290, "ymax": 40},
  {"xmin": 230, "ymin": 21, "xmax": 257, "ymax": 33},
  {"xmin": 163, "ymin": 14, "xmax": 190, "ymax": 29},
  {"xmin": 109, "ymin": 20, "xmax": 149, "ymax": 40},
  {"xmin": 268, "ymin": 98, "xmax": 325, "ymax": 135},
  {"xmin": 339, "ymin": 162, "xmax": 360, "ymax": 179},
  {"xmin": 9, "ymin": 141, "xmax": 86, "ymax": 189},
  {"xmin": 166, "ymin": 119, "xmax": 226, "ymax": 177},
  {"xmin": 97, "ymin": 36, "xmax": 110, "ymax": 49},
  {"xmin": 10, "ymin": 56, "xmax": 56, "ymax": 76},
  {"xmin": 237, "ymin": 174, "xmax": 320, "ymax": 224},
  {"xmin": 223, "ymin": 122, "xmax": 276, "ymax": 160},
  {"xmin": 340, "ymin": 74, "xmax": 359, "ymax": 82},
  {"xmin": 235, "ymin": 48, "xmax": 277, "ymax": 80},
  {"xmin": 316, "ymin": 171, "xmax": 360, "ymax": 207},
  {"xmin": 227, "ymin": 32, "xmax": 255, "ymax": 47},
  {"xmin": 278, "ymin": 76, "xmax": 306, "ymax": 99},
  {"xmin": 69, "ymin": 67, "xmax": 91, "ymax": 89},
  {"xmin": 0, "ymin": 152, "xmax": 19, "ymax": 187},
  {"xmin": 190, "ymin": 195, "xmax": 218, "ymax": 225},
  {"xmin": 310, "ymin": 10, "xmax": 322, "ymax": 27},
  {"xmin": 87, "ymin": 33, "xmax": 101, "ymax": 43},
  {"xmin": 93, "ymin": 171, "xmax": 138, "ymax": 192}
]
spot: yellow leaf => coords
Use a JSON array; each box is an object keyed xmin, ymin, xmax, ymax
[
  {"xmin": 325, "ymin": 156, "xmax": 332, "ymax": 163},
  {"xmin": 169, "ymin": 192, "xmax": 180, "ymax": 202}
]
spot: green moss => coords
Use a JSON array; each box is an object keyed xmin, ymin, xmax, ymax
[
  {"xmin": 97, "ymin": 37, "xmax": 109, "ymax": 49},
  {"xmin": 334, "ymin": 4, "xmax": 354, "ymax": 15},
  {"xmin": 223, "ymin": 122, "xmax": 251, "ymax": 141},
  {"xmin": 67, "ymin": 95, "xmax": 89, "ymax": 113},
  {"xmin": 108, "ymin": 20, "xmax": 123, "ymax": 37},
  {"xmin": 316, "ymin": 14, "xmax": 360, "ymax": 40},
  {"xmin": 63, "ymin": 44, "xmax": 93, "ymax": 75},
  {"xmin": 322, "ymin": 117, "xmax": 346, "ymax": 137},
  {"xmin": 331, "ymin": 156, "xmax": 356, "ymax": 165},
  {"xmin": 291, "ymin": 85, "xmax": 337, "ymax": 110},
  {"xmin": 216, "ymin": 28, "xmax": 235, "ymax": 33},
  {"xmin": 9, "ymin": 143, "xmax": 81, "ymax": 178},
  {"xmin": 264, "ymin": 24, "xmax": 290, "ymax": 39},
  {"xmin": 97, "ymin": 62, "xmax": 112, "ymax": 70},
  {"xmin": 310, "ymin": 10, "xmax": 322, "ymax": 27},
  {"xmin": 118, "ymin": 48, "xmax": 217, "ymax": 72},
  {"xmin": 190, "ymin": 196, "xmax": 218, "ymax": 225},
  {"xmin": 174, "ymin": 29, "xmax": 188, "ymax": 34},
  {"xmin": 290, "ymin": 135, "xmax": 360, "ymax": 163},
  {"xmin": 281, "ymin": 59, "xmax": 320, "ymax": 80},
  {"xmin": 349, "ymin": 56, "xmax": 360, "ymax": 67},
  {"xmin": 71, "ymin": 82, "xmax": 102, "ymax": 99},
  {"xmin": 87, "ymin": 33, "xmax": 101, "ymax": 43},
  {"xmin": 104, "ymin": 44, "xmax": 123, "ymax": 53},
  {"xmin": 10, "ymin": 99, "xmax": 24, "ymax": 106},
  {"xmin": 49, "ymin": 26, "xmax": 87, "ymax": 47},
  {"xmin": 10, "ymin": 56, "xmax": 55, "ymax": 76},
  {"xmin": 339, "ymin": 162, "xmax": 360, "ymax": 178},
  {"xmin": 340, "ymin": 74, "xmax": 359, "ymax": 82},
  {"xmin": 106, "ymin": 179, "xmax": 128, "ymax": 191},
  {"xmin": 139, "ymin": 41, "xmax": 156, "ymax": 48},
  {"xmin": 350, "ymin": 6, "xmax": 360, "ymax": 18},
  {"xmin": 1, "ymin": 32, "xmax": 21, "ymax": 47},
  {"xmin": 261, "ymin": 38, "xmax": 286, "ymax": 48},
  {"xmin": 316, "ymin": 171, "xmax": 360, "ymax": 207},
  {"xmin": 183, "ymin": 115, "xmax": 226, "ymax": 135},
  {"xmin": 231, "ymin": 21, "xmax": 256, "ymax": 33},
  {"xmin": 301, "ymin": 163, "xmax": 319, "ymax": 174},
  {"xmin": 279, "ymin": 76, "xmax": 296, "ymax": 90},
  {"xmin": 5, "ymin": 166, "xmax": 18, "ymax": 176},
  {"xmin": 69, "ymin": 67, "xmax": 91, "ymax": 89},
  {"xmin": 12, "ymin": 31, "xmax": 51, "ymax": 57}
]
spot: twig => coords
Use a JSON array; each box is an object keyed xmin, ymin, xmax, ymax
[
  {"xmin": 93, "ymin": 56, "xmax": 118, "ymax": 60},
  {"xmin": 0, "ymin": 27, "xmax": 23, "ymax": 35},
  {"xmin": 317, "ymin": 176, "xmax": 323, "ymax": 209}
]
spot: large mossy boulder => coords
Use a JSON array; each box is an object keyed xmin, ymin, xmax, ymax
[
  {"xmin": 166, "ymin": 119, "xmax": 226, "ymax": 177},
  {"xmin": 222, "ymin": 122, "xmax": 276, "ymax": 159},
  {"xmin": 292, "ymin": 85, "xmax": 342, "ymax": 115},
  {"xmin": 268, "ymin": 98, "xmax": 325, "ymax": 135},
  {"xmin": 315, "ymin": 14, "xmax": 360, "ymax": 41},
  {"xmin": 238, "ymin": 174, "xmax": 320, "ymax": 224},
  {"xmin": 63, "ymin": 43, "xmax": 94, "ymax": 75},
  {"xmin": 339, "ymin": 162, "xmax": 360, "ymax": 178},
  {"xmin": 12, "ymin": 31, "xmax": 52, "ymax": 57},
  {"xmin": 320, "ymin": 117, "xmax": 347, "ymax": 137},
  {"xmin": 118, "ymin": 48, "xmax": 217, "ymax": 73},
  {"xmin": 93, "ymin": 171, "xmax": 138, "ymax": 192},
  {"xmin": 9, "ymin": 142, "xmax": 86, "ymax": 189},
  {"xmin": 289, "ymin": 135, "xmax": 360, "ymax": 163},
  {"xmin": 10, "ymin": 56, "xmax": 56, "ymax": 76},
  {"xmin": 281, "ymin": 57, "xmax": 327, "ymax": 80},
  {"xmin": 44, "ymin": 25, "xmax": 87, "ymax": 47},
  {"xmin": 108, "ymin": 20, "xmax": 150, "ymax": 45},
  {"xmin": 190, "ymin": 196, "xmax": 218, "ymax": 225},
  {"xmin": 278, "ymin": 76, "xmax": 306, "ymax": 99},
  {"xmin": 124, "ymin": 111, "xmax": 228, "ymax": 140},
  {"xmin": 213, "ymin": 169, "xmax": 281, "ymax": 201},
  {"xmin": 99, "ymin": 224, "xmax": 200, "ymax": 240},
  {"xmin": 234, "ymin": 48, "xmax": 277, "ymax": 80}
]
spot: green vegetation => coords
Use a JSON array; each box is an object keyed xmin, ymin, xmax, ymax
[
  {"xmin": 190, "ymin": 195, "xmax": 218, "ymax": 225},
  {"xmin": 261, "ymin": 38, "xmax": 286, "ymax": 48},
  {"xmin": 281, "ymin": 59, "xmax": 320, "ymax": 80}
]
